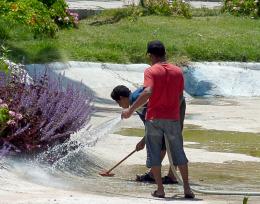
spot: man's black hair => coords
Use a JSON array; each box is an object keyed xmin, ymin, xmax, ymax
[
  {"xmin": 111, "ymin": 85, "xmax": 131, "ymax": 101},
  {"xmin": 147, "ymin": 40, "xmax": 166, "ymax": 57}
]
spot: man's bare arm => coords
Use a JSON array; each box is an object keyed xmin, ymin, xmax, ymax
[{"xmin": 121, "ymin": 87, "xmax": 152, "ymax": 119}]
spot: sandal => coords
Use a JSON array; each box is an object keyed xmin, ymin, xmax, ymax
[
  {"xmin": 162, "ymin": 176, "xmax": 178, "ymax": 184},
  {"xmin": 184, "ymin": 192, "xmax": 195, "ymax": 199},
  {"xmin": 136, "ymin": 172, "xmax": 155, "ymax": 183},
  {"xmin": 151, "ymin": 190, "xmax": 165, "ymax": 198}
]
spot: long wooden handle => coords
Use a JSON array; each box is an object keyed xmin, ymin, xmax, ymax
[{"xmin": 106, "ymin": 149, "xmax": 136, "ymax": 173}]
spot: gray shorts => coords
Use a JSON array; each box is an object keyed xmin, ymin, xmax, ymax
[
  {"xmin": 161, "ymin": 99, "xmax": 186, "ymax": 150},
  {"xmin": 145, "ymin": 119, "xmax": 188, "ymax": 168}
]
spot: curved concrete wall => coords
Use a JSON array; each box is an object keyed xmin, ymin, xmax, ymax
[{"xmin": 184, "ymin": 62, "xmax": 260, "ymax": 97}]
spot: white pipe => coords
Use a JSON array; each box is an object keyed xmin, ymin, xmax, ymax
[{"xmin": 164, "ymin": 136, "xmax": 260, "ymax": 196}]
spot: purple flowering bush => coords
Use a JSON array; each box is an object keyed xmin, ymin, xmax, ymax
[{"xmin": 0, "ymin": 66, "xmax": 93, "ymax": 157}]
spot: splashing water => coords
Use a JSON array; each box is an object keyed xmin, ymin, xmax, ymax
[
  {"xmin": 0, "ymin": 116, "xmax": 127, "ymax": 195},
  {"xmin": 37, "ymin": 116, "xmax": 122, "ymax": 172}
]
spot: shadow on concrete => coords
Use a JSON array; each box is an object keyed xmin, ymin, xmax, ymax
[
  {"xmin": 25, "ymin": 63, "xmax": 118, "ymax": 110},
  {"xmin": 184, "ymin": 67, "xmax": 215, "ymax": 97}
]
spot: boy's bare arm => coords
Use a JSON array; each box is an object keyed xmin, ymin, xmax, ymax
[{"xmin": 121, "ymin": 87, "xmax": 152, "ymax": 119}]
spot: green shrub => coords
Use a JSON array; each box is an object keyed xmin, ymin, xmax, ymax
[
  {"xmin": 0, "ymin": 45, "xmax": 10, "ymax": 73},
  {"xmin": 142, "ymin": 0, "xmax": 192, "ymax": 18},
  {"xmin": 38, "ymin": 0, "xmax": 58, "ymax": 8},
  {"xmin": 143, "ymin": 0, "xmax": 172, "ymax": 16},
  {"xmin": 50, "ymin": 0, "xmax": 78, "ymax": 28},
  {"xmin": 0, "ymin": 0, "xmax": 58, "ymax": 37},
  {"xmin": 0, "ymin": 0, "xmax": 78, "ymax": 38},
  {"xmin": 90, "ymin": 0, "xmax": 192, "ymax": 25},
  {"xmin": 222, "ymin": 0, "xmax": 260, "ymax": 18},
  {"xmin": 0, "ymin": 59, "xmax": 8, "ymax": 74},
  {"xmin": 90, "ymin": 6, "xmax": 144, "ymax": 25},
  {"xmin": 0, "ymin": 20, "xmax": 10, "ymax": 41},
  {"xmin": 172, "ymin": 0, "xmax": 192, "ymax": 19},
  {"xmin": 0, "ymin": 107, "xmax": 10, "ymax": 136}
]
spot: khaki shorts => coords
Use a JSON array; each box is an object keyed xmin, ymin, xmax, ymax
[{"xmin": 145, "ymin": 119, "xmax": 188, "ymax": 168}]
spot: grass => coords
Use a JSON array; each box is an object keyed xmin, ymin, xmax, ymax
[
  {"xmin": 1, "ymin": 11, "xmax": 260, "ymax": 64},
  {"xmin": 114, "ymin": 125, "xmax": 260, "ymax": 158},
  {"xmin": 0, "ymin": 60, "xmax": 9, "ymax": 73}
]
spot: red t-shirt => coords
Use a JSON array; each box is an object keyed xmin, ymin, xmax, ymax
[{"xmin": 144, "ymin": 63, "xmax": 184, "ymax": 120}]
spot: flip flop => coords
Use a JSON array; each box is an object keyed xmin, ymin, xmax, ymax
[
  {"xmin": 184, "ymin": 192, "xmax": 195, "ymax": 199},
  {"xmin": 162, "ymin": 176, "xmax": 179, "ymax": 184},
  {"xmin": 151, "ymin": 190, "xmax": 165, "ymax": 198},
  {"xmin": 136, "ymin": 173, "xmax": 155, "ymax": 183}
]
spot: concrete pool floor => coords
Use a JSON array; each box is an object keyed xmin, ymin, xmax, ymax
[{"xmin": 1, "ymin": 62, "xmax": 260, "ymax": 204}]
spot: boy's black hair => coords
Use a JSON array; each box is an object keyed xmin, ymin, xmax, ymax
[
  {"xmin": 147, "ymin": 40, "xmax": 166, "ymax": 57},
  {"xmin": 111, "ymin": 85, "xmax": 131, "ymax": 101}
]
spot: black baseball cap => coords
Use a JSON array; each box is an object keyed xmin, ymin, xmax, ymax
[{"xmin": 146, "ymin": 40, "xmax": 166, "ymax": 57}]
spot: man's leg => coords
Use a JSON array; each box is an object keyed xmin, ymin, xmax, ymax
[
  {"xmin": 178, "ymin": 164, "xmax": 194, "ymax": 198},
  {"xmin": 164, "ymin": 120, "xmax": 194, "ymax": 198},
  {"xmin": 151, "ymin": 166, "xmax": 164, "ymax": 196},
  {"xmin": 145, "ymin": 120, "xmax": 165, "ymax": 197},
  {"xmin": 165, "ymin": 98, "xmax": 186, "ymax": 182}
]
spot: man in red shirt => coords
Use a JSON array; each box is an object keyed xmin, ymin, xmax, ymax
[{"xmin": 121, "ymin": 40, "xmax": 194, "ymax": 199}]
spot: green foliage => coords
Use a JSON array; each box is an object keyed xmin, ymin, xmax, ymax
[
  {"xmin": 0, "ymin": 0, "xmax": 77, "ymax": 38},
  {"xmin": 0, "ymin": 20, "xmax": 10, "ymax": 40},
  {"xmin": 142, "ymin": 0, "xmax": 192, "ymax": 17},
  {"xmin": 90, "ymin": 6, "xmax": 144, "ymax": 25},
  {"xmin": 50, "ymin": 0, "xmax": 77, "ymax": 28},
  {"xmin": 172, "ymin": 0, "xmax": 192, "ymax": 19},
  {"xmin": 38, "ymin": 0, "xmax": 58, "ymax": 8},
  {"xmin": 4, "ymin": 15, "xmax": 260, "ymax": 63},
  {"xmin": 0, "ymin": 0, "xmax": 58, "ymax": 38},
  {"xmin": 143, "ymin": 0, "xmax": 172, "ymax": 16},
  {"xmin": 0, "ymin": 108, "xmax": 9, "ymax": 125},
  {"xmin": 0, "ymin": 44, "xmax": 10, "ymax": 73},
  {"xmin": 243, "ymin": 197, "xmax": 249, "ymax": 204},
  {"xmin": 90, "ymin": 0, "xmax": 192, "ymax": 26},
  {"xmin": 0, "ymin": 59, "xmax": 9, "ymax": 73},
  {"xmin": 0, "ymin": 107, "xmax": 10, "ymax": 136},
  {"xmin": 222, "ymin": 0, "xmax": 260, "ymax": 18}
]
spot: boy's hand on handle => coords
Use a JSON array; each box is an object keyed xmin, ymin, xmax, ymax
[
  {"xmin": 121, "ymin": 108, "xmax": 133, "ymax": 119},
  {"xmin": 136, "ymin": 139, "xmax": 145, "ymax": 151}
]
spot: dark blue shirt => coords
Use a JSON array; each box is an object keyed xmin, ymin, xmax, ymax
[
  {"xmin": 129, "ymin": 87, "xmax": 147, "ymax": 124},
  {"xmin": 129, "ymin": 87, "xmax": 185, "ymax": 124}
]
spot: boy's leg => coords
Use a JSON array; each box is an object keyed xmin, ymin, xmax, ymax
[
  {"xmin": 161, "ymin": 143, "xmax": 178, "ymax": 183},
  {"xmin": 139, "ymin": 146, "xmax": 178, "ymax": 184}
]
